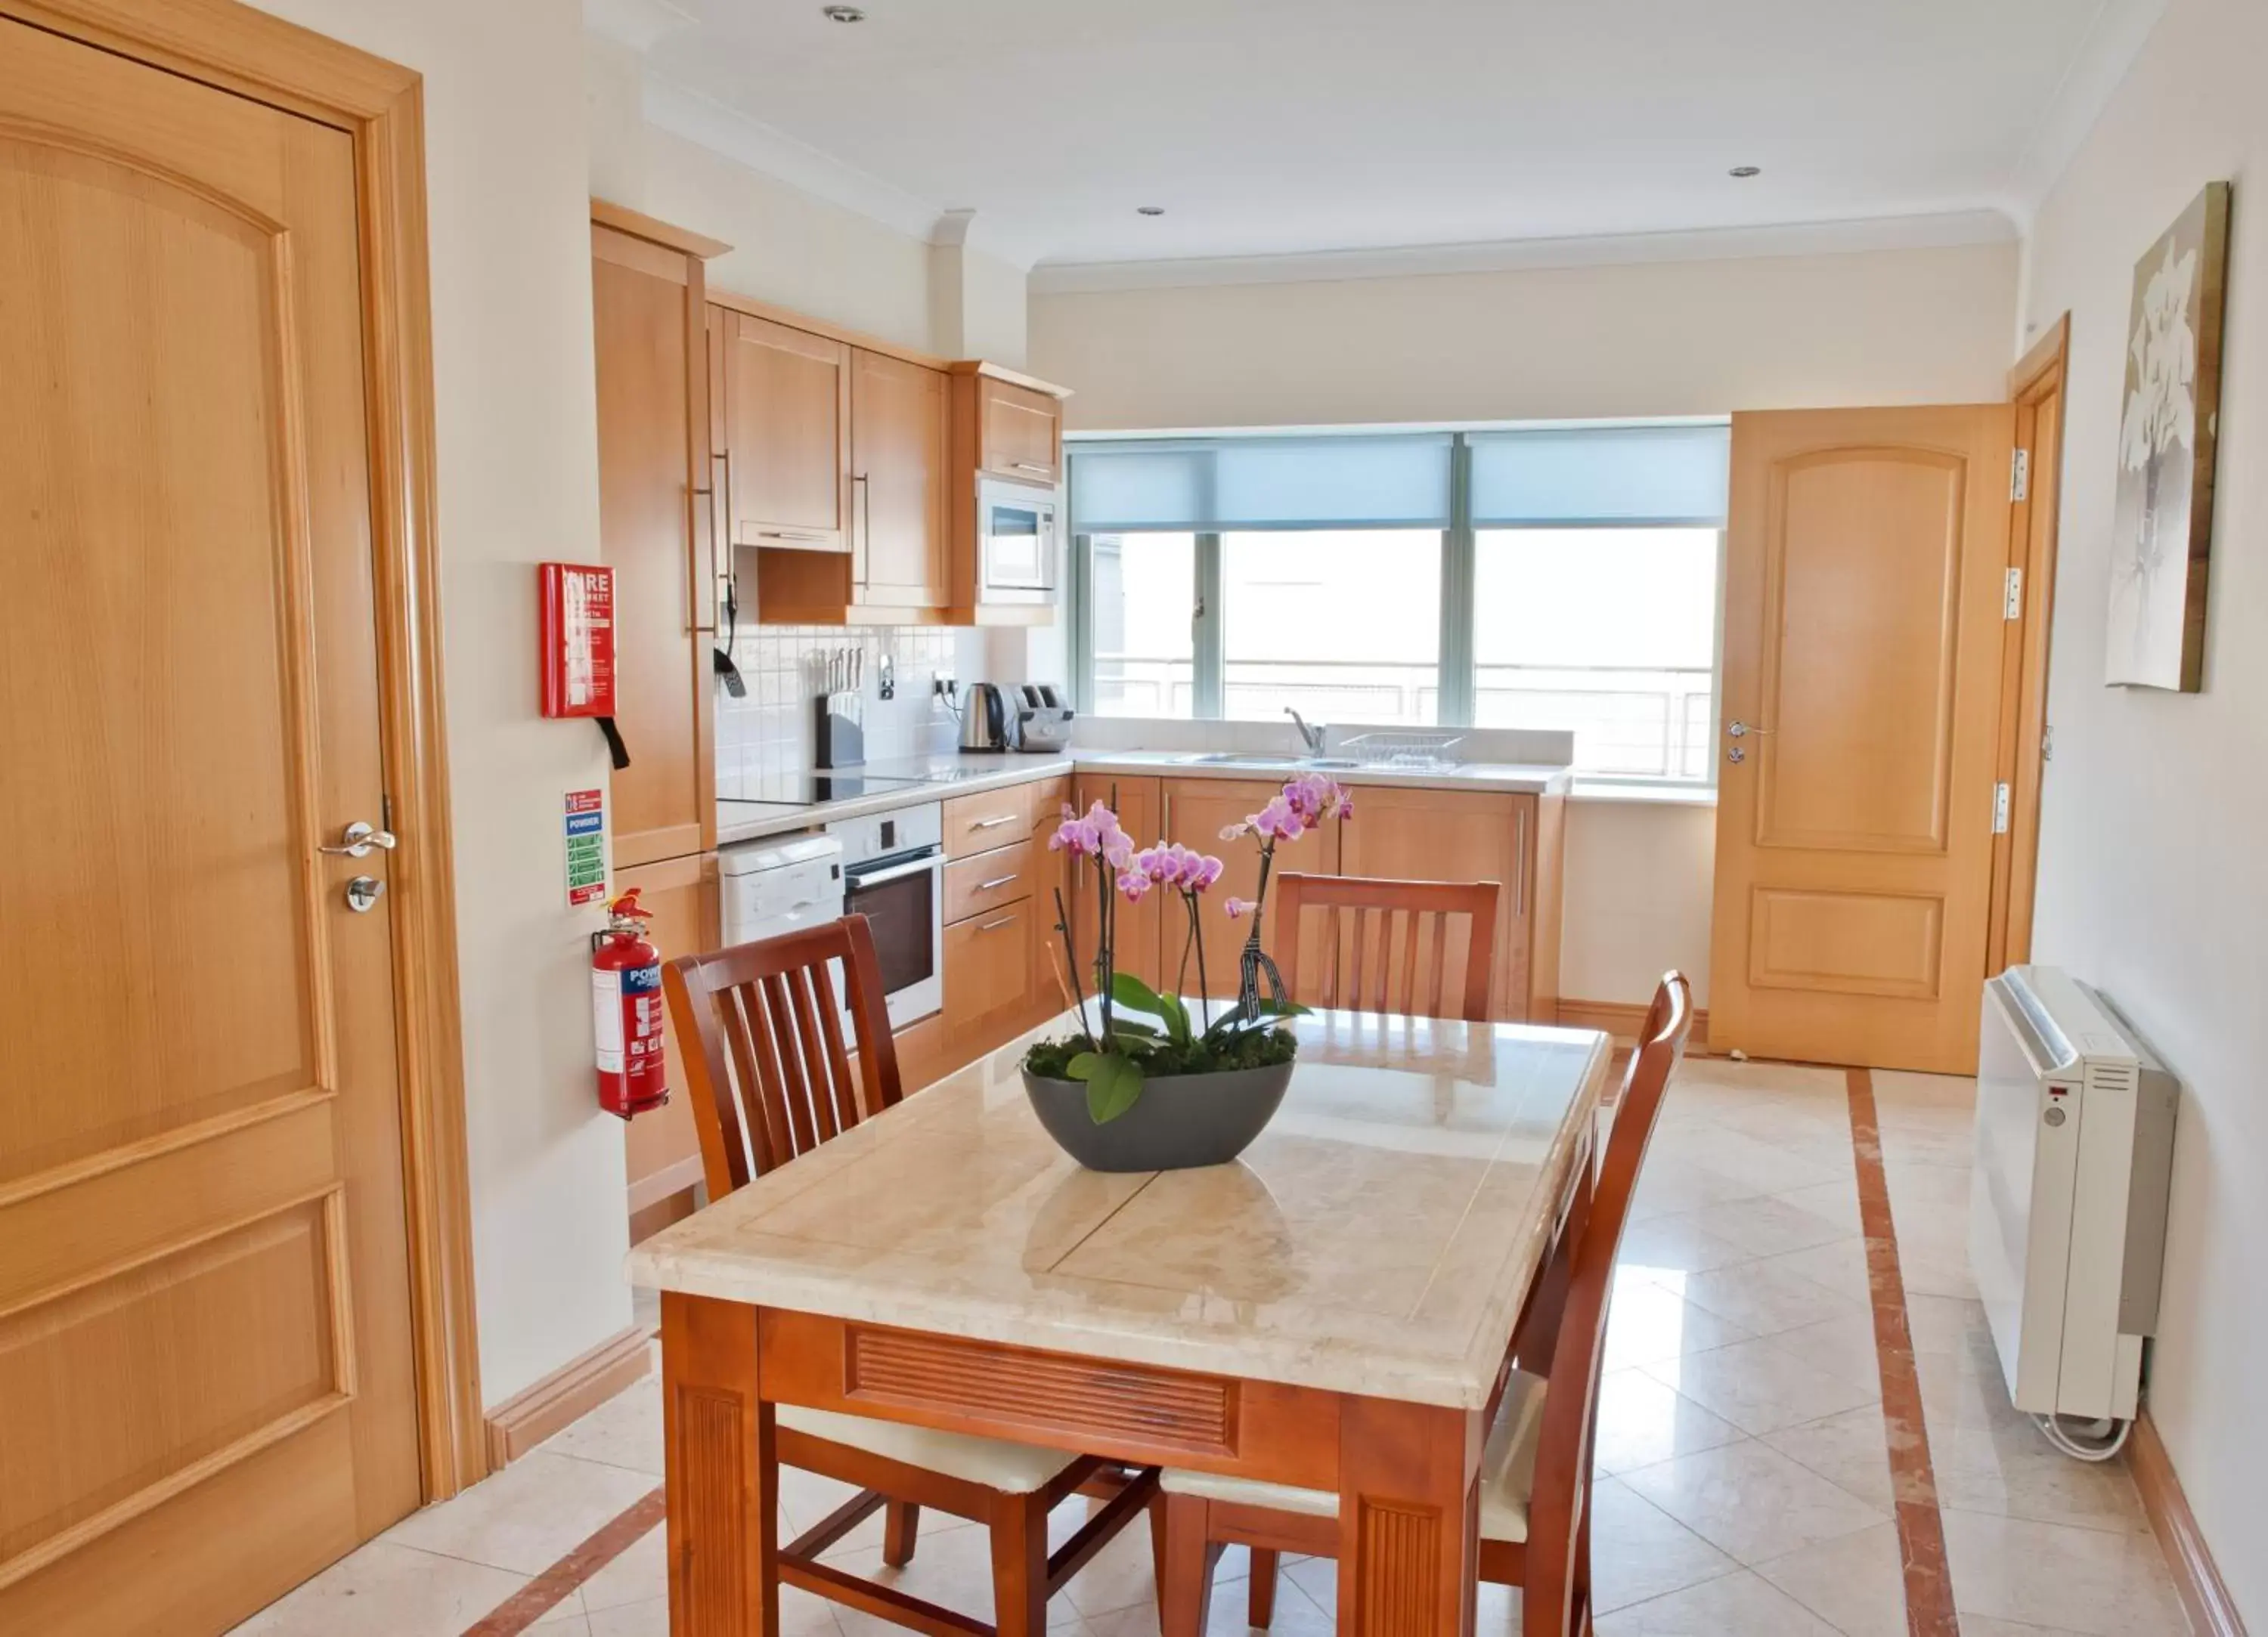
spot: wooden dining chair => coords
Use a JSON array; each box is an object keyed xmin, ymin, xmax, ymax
[
  {"xmin": 1272, "ymin": 871, "xmax": 1502, "ymax": 1022},
  {"xmin": 1154, "ymin": 971, "xmax": 1694, "ymax": 1637},
  {"xmin": 662, "ymin": 914, "xmax": 1160, "ymax": 1635}
]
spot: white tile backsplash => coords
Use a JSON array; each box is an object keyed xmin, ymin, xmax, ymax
[{"xmin": 713, "ymin": 624, "xmax": 984, "ymax": 782}]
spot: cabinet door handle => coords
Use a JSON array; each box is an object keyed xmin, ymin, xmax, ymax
[
  {"xmin": 977, "ymin": 874, "xmax": 1020, "ymax": 891},
  {"xmin": 971, "ymin": 814, "xmax": 1018, "ymax": 831},
  {"xmin": 1514, "ymin": 806, "xmax": 1528, "ymax": 919},
  {"xmin": 1012, "ymin": 461, "xmax": 1052, "ymax": 475},
  {"xmin": 851, "ymin": 472, "xmax": 870, "ymax": 586},
  {"xmin": 978, "ymin": 914, "xmax": 1018, "ymax": 933}
]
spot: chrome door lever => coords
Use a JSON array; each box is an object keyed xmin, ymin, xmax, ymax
[{"xmin": 320, "ymin": 821, "xmax": 398, "ymax": 859}]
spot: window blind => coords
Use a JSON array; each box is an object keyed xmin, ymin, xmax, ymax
[
  {"xmin": 1069, "ymin": 434, "xmax": 1453, "ymax": 534},
  {"xmin": 1469, "ymin": 425, "xmax": 1730, "ymax": 526}
]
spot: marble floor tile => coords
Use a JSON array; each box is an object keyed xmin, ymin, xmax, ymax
[
  {"xmin": 537, "ymin": 1373, "xmax": 663, "ymax": 1477},
  {"xmin": 1656, "ymin": 1253, "xmax": 1867, "ymax": 1338},
  {"xmin": 1593, "ymin": 1568, "xmax": 1842, "ymax": 1635},
  {"xmin": 227, "ymin": 1540, "xmax": 528, "ymax": 1637},
  {"xmin": 1618, "ymin": 1437, "xmax": 1889, "ymax": 1564},
  {"xmin": 1613, "ymin": 1212, "xmax": 1754, "ymax": 1276},
  {"xmin": 1752, "ymin": 1518, "xmax": 1910, "ymax": 1637},
  {"xmin": 1590, "ymin": 1366, "xmax": 1747, "ymax": 1475},
  {"xmin": 1929, "ymin": 1420, "xmax": 2155, "ymax": 1534},
  {"xmin": 381, "ymin": 1450, "xmax": 659, "ymax": 1576},
  {"xmin": 1628, "ymin": 1156, "xmax": 1769, "ymax": 1222},
  {"xmin": 1640, "ymin": 1334, "xmax": 1881, "ymax": 1437},
  {"xmin": 1602, "ymin": 1267, "xmax": 1757, "ymax": 1370},
  {"xmin": 1659, "ymin": 1193, "xmax": 1854, "ymax": 1261},
  {"xmin": 1586, "ymin": 1475, "xmax": 1740, "ymax": 1614},
  {"xmin": 575, "ymin": 1522, "xmax": 666, "ymax": 1614},
  {"xmin": 1744, "ymin": 1236, "xmax": 1874, "ymax": 1302},
  {"xmin": 1939, "ymin": 1508, "xmax": 2190, "ymax": 1635},
  {"xmin": 1759, "ymin": 1402, "xmax": 1900, "ymax": 1511},
  {"xmin": 1766, "ymin": 1311, "xmax": 1888, "ymax": 1391}
]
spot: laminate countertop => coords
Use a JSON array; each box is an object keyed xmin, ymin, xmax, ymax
[{"xmin": 716, "ymin": 750, "xmax": 1574, "ymax": 848}]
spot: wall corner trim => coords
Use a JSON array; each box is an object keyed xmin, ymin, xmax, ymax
[
  {"xmin": 2132, "ymin": 1408, "xmax": 2249, "ymax": 1637},
  {"xmin": 484, "ymin": 1326, "xmax": 654, "ymax": 1468}
]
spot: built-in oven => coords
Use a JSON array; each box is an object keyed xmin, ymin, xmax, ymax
[
  {"xmin": 976, "ymin": 476, "xmax": 1059, "ymax": 607},
  {"xmin": 826, "ymin": 801, "xmax": 943, "ymax": 1029}
]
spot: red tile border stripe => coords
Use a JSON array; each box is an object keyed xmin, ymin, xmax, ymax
[
  {"xmin": 461, "ymin": 1484, "xmax": 665, "ymax": 1636},
  {"xmin": 1845, "ymin": 1066, "xmax": 1960, "ymax": 1637}
]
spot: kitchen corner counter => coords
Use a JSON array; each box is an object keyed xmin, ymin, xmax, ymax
[{"xmin": 715, "ymin": 750, "xmax": 1572, "ymax": 848}]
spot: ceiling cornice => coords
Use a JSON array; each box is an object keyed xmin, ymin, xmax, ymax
[
  {"xmin": 583, "ymin": 0, "xmax": 696, "ymax": 55},
  {"xmin": 2004, "ymin": 0, "xmax": 2169, "ymax": 223},
  {"xmin": 1027, "ymin": 210, "xmax": 2020, "ymax": 296}
]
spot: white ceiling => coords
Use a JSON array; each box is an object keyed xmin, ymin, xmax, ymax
[{"xmin": 611, "ymin": 0, "xmax": 2164, "ymax": 271}]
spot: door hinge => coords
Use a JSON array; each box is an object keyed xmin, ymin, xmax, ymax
[
  {"xmin": 1992, "ymin": 781, "xmax": 2012, "ymax": 834},
  {"xmin": 2004, "ymin": 567, "xmax": 2024, "ymax": 620},
  {"xmin": 2011, "ymin": 447, "xmax": 2031, "ymax": 503}
]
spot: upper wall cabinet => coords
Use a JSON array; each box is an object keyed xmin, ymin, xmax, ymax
[
  {"xmin": 719, "ymin": 310, "xmax": 851, "ymax": 551},
  {"xmin": 954, "ymin": 364, "xmax": 1064, "ymax": 488},
  {"xmin": 850, "ymin": 348, "xmax": 950, "ymax": 609}
]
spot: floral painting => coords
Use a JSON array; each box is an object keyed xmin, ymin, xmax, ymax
[{"xmin": 2107, "ymin": 181, "xmax": 2231, "ymax": 691}]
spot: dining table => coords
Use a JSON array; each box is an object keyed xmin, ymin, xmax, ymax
[{"xmin": 626, "ymin": 1004, "xmax": 1612, "ymax": 1637}]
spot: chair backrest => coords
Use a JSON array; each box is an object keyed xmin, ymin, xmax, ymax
[
  {"xmin": 1523, "ymin": 971, "xmax": 1693, "ymax": 1632},
  {"xmin": 1273, "ymin": 872, "xmax": 1501, "ymax": 1023},
  {"xmin": 662, "ymin": 914, "xmax": 902, "ymax": 1198}
]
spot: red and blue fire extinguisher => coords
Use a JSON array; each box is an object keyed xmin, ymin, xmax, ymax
[{"xmin": 592, "ymin": 889, "xmax": 669, "ymax": 1119}]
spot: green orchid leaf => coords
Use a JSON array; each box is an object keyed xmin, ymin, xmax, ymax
[
  {"xmin": 1109, "ymin": 969, "xmax": 1170, "ymax": 1017},
  {"xmin": 1105, "ymin": 1017, "xmax": 1163, "ymax": 1041},
  {"xmin": 1085, "ymin": 1054, "xmax": 1145, "ymax": 1124},
  {"xmin": 1064, "ymin": 1051, "xmax": 1105, "ymax": 1082}
]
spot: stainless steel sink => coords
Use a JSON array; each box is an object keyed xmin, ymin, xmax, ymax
[{"xmin": 1173, "ymin": 752, "xmax": 1361, "ymax": 771}]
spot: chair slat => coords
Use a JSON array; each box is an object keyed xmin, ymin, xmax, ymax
[
  {"xmin": 1399, "ymin": 908, "xmax": 1421, "ymax": 1015},
  {"xmin": 1272, "ymin": 874, "xmax": 1502, "ymax": 1023},
  {"xmin": 787, "ymin": 966, "xmax": 840, "ymax": 1143}
]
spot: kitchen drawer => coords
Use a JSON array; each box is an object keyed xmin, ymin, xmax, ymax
[
  {"xmin": 943, "ymin": 896, "xmax": 1036, "ymax": 1051},
  {"xmin": 943, "ymin": 781, "xmax": 1036, "ymax": 858},
  {"xmin": 945, "ymin": 839, "xmax": 1035, "ymax": 924}
]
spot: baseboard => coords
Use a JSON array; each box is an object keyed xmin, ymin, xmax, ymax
[
  {"xmin": 1555, "ymin": 997, "xmax": 1710, "ymax": 1050},
  {"xmin": 483, "ymin": 1325, "xmax": 653, "ymax": 1468},
  {"xmin": 2132, "ymin": 1409, "xmax": 2248, "ymax": 1636}
]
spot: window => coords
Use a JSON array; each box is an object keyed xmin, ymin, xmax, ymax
[{"xmin": 1070, "ymin": 425, "xmax": 1728, "ymax": 782}]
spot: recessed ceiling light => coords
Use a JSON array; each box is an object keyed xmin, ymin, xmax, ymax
[
  {"xmin": 821, "ymin": 5, "xmax": 866, "ymax": 20},
  {"xmin": 1728, "ymin": 166, "xmax": 1762, "ymax": 178},
  {"xmin": 1136, "ymin": 205, "xmax": 1166, "ymax": 217}
]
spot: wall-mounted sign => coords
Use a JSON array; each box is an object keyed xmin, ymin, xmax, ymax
[{"xmin": 565, "ymin": 788, "xmax": 607, "ymax": 907}]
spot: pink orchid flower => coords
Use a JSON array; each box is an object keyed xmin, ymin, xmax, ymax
[
  {"xmin": 1225, "ymin": 896, "xmax": 1256, "ymax": 920},
  {"xmin": 1250, "ymin": 795, "xmax": 1307, "ymax": 842},
  {"xmin": 1185, "ymin": 853, "xmax": 1225, "ymax": 892},
  {"xmin": 1116, "ymin": 868, "xmax": 1154, "ymax": 903}
]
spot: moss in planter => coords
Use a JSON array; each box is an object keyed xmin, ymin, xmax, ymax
[{"xmin": 1024, "ymin": 1026, "xmax": 1297, "ymax": 1082}]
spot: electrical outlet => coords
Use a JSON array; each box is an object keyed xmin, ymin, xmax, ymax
[{"xmin": 933, "ymin": 670, "xmax": 956, "ymax": 699}]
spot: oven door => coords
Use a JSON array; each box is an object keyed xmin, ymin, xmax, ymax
[
  {"xmin": 842, "ymin": 848, "xmax": 943, "ymax": 1028},
  {"xmin": 978, "ymin": 484, "xmax": 1057, "ymax": 602}
]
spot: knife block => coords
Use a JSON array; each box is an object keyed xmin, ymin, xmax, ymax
[{"xmin": 814, "ymin": 692, "xmax": 864, "ymax": 769}]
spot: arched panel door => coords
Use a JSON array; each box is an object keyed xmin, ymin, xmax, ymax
[
  {"xmin": 1709, "ymin": 407, "xmax": 2016, "ymax": 1073},
  {"xmin": 0, "ymin": 17, "xmax": 420, "ymax": 1635}
]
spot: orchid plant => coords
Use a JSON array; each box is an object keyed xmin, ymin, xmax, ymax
[{"xmin": 1027, "ymin": 773, "xmax": 1355, "ymax": 1124}]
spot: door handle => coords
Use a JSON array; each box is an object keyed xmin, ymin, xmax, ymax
[
  {"xmin": 320, "ymin": 821, "xmax": 396, "ymax": 858},
  {"xmin": 1726, "ymin": 719, "xmax": 1771, "ymax": 738}
]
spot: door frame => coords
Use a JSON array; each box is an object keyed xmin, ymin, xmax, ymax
[
  {"xmin": 1987, "ymin": 314, "xmax": 2071, "ymax": 974},
  {"xmin": 2, "ymin": 0, "xmax": 485, "ymax": 1497}
]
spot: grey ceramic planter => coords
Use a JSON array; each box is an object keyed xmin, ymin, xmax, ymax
[{"xmin": 1022, "ymin": 1059, "xmax": 1294, "ymax": 1172}]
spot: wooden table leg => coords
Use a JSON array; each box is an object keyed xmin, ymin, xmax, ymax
[
  {"xmin": 662, "ymin": 1292, "xmax": 779, "ymax": 1636},
  {"xmin": 1335, "ymin": 1398, "xmax": 1481, "ymax": 1637}
]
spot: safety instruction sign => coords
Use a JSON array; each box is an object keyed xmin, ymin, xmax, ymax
[{"xmin": 565, "ymin": 788, "xmax": 607, "ymax": 907}]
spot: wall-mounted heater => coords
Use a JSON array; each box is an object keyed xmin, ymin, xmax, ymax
[{"xmin": 1972, "ymin": 967, "xmax": 2178, "ymax": 1447}]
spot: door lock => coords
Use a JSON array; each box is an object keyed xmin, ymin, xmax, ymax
[
  {"xmin": 1727, "ymin": 745, "xmax": 1746, "ymax": 764},
  {"xmin": 345, "ymin": 876, "xmax": 386, "ymax": 913}
]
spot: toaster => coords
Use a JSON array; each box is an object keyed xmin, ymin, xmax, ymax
[{"xmin": 1012, "ymin": 684, "xmax": 1075, "ymax": 754}]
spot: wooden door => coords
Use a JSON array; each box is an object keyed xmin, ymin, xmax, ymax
[
  {"xmin": 1068, "ymin": 775, "xmax": 1163, "ymax": 995},
  {"xmin": 593, "ymin": 221, "xmax": 714, "ymax": 868},
  {"xmin": 1159, "ymin": 779, "xmax": 1342, "ymax": 1004},
  {"xmin": 850, "ymin": 348, "xmax": 949, "ymax": 608},
  {"xmin": 1337, "ymin": 788, "xmax": 1529, "ymax": 1020},
  {"xmin": 978, "ymin": 376, "xmax": 1063, "ymax": 486},
  {"xmin": 0, "ymin": 22, "xmax": 421, "ymax": 1633},
  {"xmin": 1709, "ymin": 406, "xmax": 2016, "ymax": 1073},
  {"xmin": 621, "ymin": 853, "xmax": 720, "ymax": 1239},
  {"xmin": 721, "ymin": 311, "xmax": 850, "ymax": 549}
]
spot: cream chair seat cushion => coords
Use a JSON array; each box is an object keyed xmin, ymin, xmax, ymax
[
  {"xmin": 779, "ymin": 1405, "xmax": 1078, "ymax": 1496},
  {"xmin": 1157, "ymin": 1369, "xmax": 1548, "ymax": 1543}
]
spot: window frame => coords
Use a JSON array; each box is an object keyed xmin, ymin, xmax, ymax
[{"xmin": 1070, "ymin": 425, "xmax": 1727, "ymax": 791}]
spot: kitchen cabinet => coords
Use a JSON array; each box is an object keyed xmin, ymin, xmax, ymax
[
  {"xmin": 850, "ymin": 348, "xmax": 950, "ymax": 608},
  {"xmin": 937, "ymin": 775, "xmax": 1067, "ymax": 1070},
  {"xmin": 1335, "ymin": 786, "xmax": 1563, "ymax": 1022},
  {"xmin": 618, "ymin": 850, "xmax": 720, "ymax": 1241},
  {"xmin": 1157, "ymin": 778, "xmax": 1342, "ymax": 1003},
  {"xmin": 943, "ymin": 899, "xmax": 1037, "ymax": 1057},
  {"xmin": 952, "ymin": 363, "xmax": 1064, "ymax": 487},
  {"xmin": 1023, "ymin": 774, "xmax": 1072, "ymax": 1018},
  {"xmin": 1068, "ymin": 773, "xmax": 1163, "ymax": 996},
  {"xmin": 944, "ymin": 781, "xmax": 1040, "ymax": 859},
  {"xmin": 717, "ymin": 308, "xmax": 850, "ymax": 550},
  {"xmin": 592, "ymin": 206, "xmax": 725, "ymax": 871}
]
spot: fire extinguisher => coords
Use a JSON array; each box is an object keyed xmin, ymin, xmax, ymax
[{"xmin": 592, "ymin": 889, "xmax": 669, "ymax": 1119}]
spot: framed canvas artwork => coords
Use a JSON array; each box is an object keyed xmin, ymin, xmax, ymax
[{"xmin": 2107, "ymin": 181, "xmax": 2231, "ymax": 691}]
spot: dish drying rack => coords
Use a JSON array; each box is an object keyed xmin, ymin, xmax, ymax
[{"xmin": 1337, "ymin": 731, "xmax": 1465, "ymax": 770}]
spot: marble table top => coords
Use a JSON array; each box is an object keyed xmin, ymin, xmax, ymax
[{"xmin": 627, "ymin": 1008, "xmax": 1611, "ymax": 1410}]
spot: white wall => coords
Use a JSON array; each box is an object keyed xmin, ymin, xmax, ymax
[
  {"xmin": 249, "ymin": 0, "xmax": 630, "ymax": 1406},
  {"xmin": 2018, "ymin": 0, "xmax": 2266, "ymax": 1615},
  {"xmin": 1032, "ymin": 239, "xmax": 2021, "ymax": 1004},
  {"xmin": 1031, "ymin": 240, "xmax": 2021, "ymax": 432}
]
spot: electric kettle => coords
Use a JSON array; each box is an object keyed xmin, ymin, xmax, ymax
[{"xmin": 956, "ymin": 682, "xmax": 1013, "ymax": 752}]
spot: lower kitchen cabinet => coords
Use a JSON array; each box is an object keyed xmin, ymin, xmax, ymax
[
  {"xmin": 1157, "ymin": 778, "xmax": 1341, "ymax": 1002},
  {"xmin": 943, "ymin": 898, "xmax": 1038, "ymax": 1054},
  {"xmin": 1068, "ymin": 773, "xmax": 1163, "ymax": 995},
  {"xmin": 891, "ymin": 1011, "xmax": 950, "ymax": 1094},
  {"xmin": 620, "ymin": 850, "xmax": 719, "ymax": 1241}
]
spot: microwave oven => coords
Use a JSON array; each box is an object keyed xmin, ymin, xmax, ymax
[{"xmin": 976, "ymin": 476, "xmax": 1060, "ymax": 606}]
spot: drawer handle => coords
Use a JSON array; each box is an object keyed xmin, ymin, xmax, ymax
[
  {"xmin": 977, "ymin": 874, "xmax": 1019, "ymax": 891},
  {"xmin": 1012, "ymin": 461, "xmax": 1052, "ymax": 474},
  {"xmin": 971, "ymin": 814, "xmax": 1019, "ymax": 830},
  {"xmin": 977, "ymin": 915, "xmax": 1018, "ymax": 933}
]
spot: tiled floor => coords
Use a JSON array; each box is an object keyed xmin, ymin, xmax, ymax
[{"xmin": 230, "ymin": 1060, "xmax": 2191, "ymax": 1637}]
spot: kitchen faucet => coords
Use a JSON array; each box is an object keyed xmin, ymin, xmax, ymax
[{"xmin": 1286, "ymin": 707, "xmax": 1326, "ymax": 755}]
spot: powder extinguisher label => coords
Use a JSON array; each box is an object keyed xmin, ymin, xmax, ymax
[{"xmin": 592, "ymin": 967, "xmax": 624, "ymax": 1070}]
